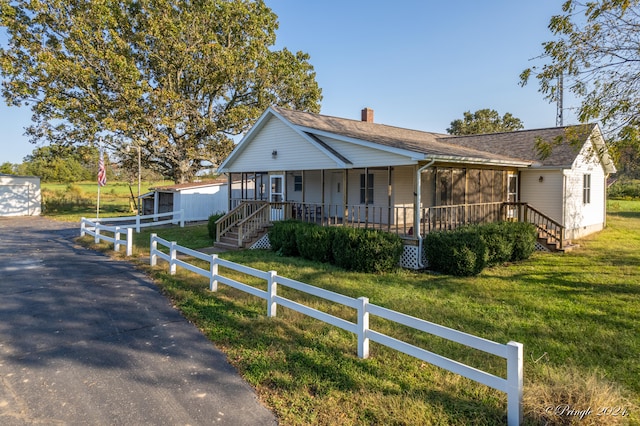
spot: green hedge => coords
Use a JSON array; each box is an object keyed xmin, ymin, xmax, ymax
[
  {"xmin": 331, "ymin": 227, "xmax": 404, "ymax": 273},
  {"xmin": 207, "ymin": 212, "xmax": 226, "ymax": 240},
  {"xmin": 424, "ymin": 221, "xmax": 537, "ymax": 276},
  {"xmin": 269, "ymin": 221, "xmax": 403, "ymax": 273}
]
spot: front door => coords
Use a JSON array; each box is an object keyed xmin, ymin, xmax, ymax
[
  {"xmin": 507, "ymin": 173, "xmax": 518, "ymax": 218},
  {"xmin": 270, "ymin": 175, "xmax": 285, "ymax": 220}
]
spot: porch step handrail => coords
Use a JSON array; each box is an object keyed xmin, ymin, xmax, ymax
[
  {"xmin": 503, "ymin": 202, "xmax": 565, "ymax": 249},
  {"xmin": 216, "ymin": 201, "xmax": 267, "ymax": 242},
  {"xmin": 236, "ymin": 203, "xmax": 270, "ymax": 247}
]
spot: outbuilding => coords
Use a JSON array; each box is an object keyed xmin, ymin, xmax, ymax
[
  {"xmin": 0, "ymin": 173, "xmax": 41, "ymax": 217},
  {"xmin": 141, "ymin": 179, "xmax": 228, "ymax": 222}
]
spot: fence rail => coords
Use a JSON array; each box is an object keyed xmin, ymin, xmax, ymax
[
  {"xmin": 149, "ymin": 234, "xmax": 523, "ymax": 425},
  {"xmin": 80, "ymin": 218, "xmax": 134, "ymax": 256},
  {"xmin": 86, "ymin": 210, "xmax": 184, "ymax": 232}
]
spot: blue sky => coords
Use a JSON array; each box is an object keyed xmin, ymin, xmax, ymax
[{"xmin": 0, "ymin": 1, "xmax": 573, "ymax": 164}]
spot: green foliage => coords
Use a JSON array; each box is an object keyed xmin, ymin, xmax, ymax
[
  {"xmin": 296, "ymin": 224, "xmax": 335, "ymax": 264},
  {"xmin": 425, "ymin": 228, "xmax": 487, "ymax": 276},
  {"xmin": 21, "ymin": 145, "xmax": 97, "ymax": 183},
  {"xmin": 502, "ymin": 221, "xmax": 537, "ymax": 261},
  {"xmin": 207, "ymin": 212, "xmax": 226, "ymax": 241},
  {"xmin": 608, "ymin": 179, "xmax": 640, "ymax": 199},
  {"xmin": 0, "ymin": 162, "xmax": 16, "ymax": 174},
  {"xmin": 446, "ymin": 108, "xmax": 524, "ymax": 135},
  {"xmin": 269, "ymin": 222, "xmax": 402, "ymax": 273},
  {"xmin": 477, "ymin": 222, "xmax": 513, "ymax": 265},
  {"xmin": 331, "ymin": 227, "xmax": 403, "ymax": 273},
  {"xmin": 268, "ymin": 220, "xmax": 309, "ymax": 257},
  {"xmin": 520, "ymin": 0, "xmax": 640, "ymax": 133},
  {"xmin": 0, "ymin": 0, "xmax": 322, "ymax": 183},
  {"xmin": 425, "ymin": 222, "xmax": 537, "ymax": 275}
]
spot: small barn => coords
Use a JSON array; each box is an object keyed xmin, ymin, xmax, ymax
[
  {"xmin": 141, "ymin": 179, "xmax": 228, "ymax": 222},
  {"xmin": 0, "ymin": 173, "xmax": 41, "ymax": 217}
]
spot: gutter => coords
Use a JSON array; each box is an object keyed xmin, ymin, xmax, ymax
[{"xmin": 416, "ymin": 159, "xmax": 436, "ymax": 269}]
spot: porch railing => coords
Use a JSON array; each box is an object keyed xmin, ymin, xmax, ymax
[
  {"xmin": 420, "ymin": 202, "xmax": 504, "ymax": 234},
  {"xmin": 503, "ymin": 202, "xmax": 565, "ymax": 249},
  {"xmin": 216, "ymin": 201, "xmax": 267, "ymax": 242}
]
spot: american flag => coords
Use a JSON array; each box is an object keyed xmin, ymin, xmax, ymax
[{"xmin": 98, "ymin": 150, "xmax": 107, "ymax": 187}]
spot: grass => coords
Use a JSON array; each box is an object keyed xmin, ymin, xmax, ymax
[
  {"xmin": 77, "ymin": 199, "xmax": 640, "ymax": 425},
  {"xmin": 41, "ymin": 180, "xmax": 170, "ymax": 221}
]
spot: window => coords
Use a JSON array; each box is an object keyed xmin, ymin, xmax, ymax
[
  {"xmin": 360, "ymin": 173, "xmax": 374, "ymax": 204},
  {"xmin": 294, "ymin": 175, "xmax": 302, "ymax": 192},
  {"xmin": 583, "ymin": 174, "xmax": 591, "ymax": 204}
]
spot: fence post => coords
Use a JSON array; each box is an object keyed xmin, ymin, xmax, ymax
[
  {"xmin": 136, "ymin": 215, "xmax": 141, "ymax": 233},
  {"xmin": 94, "ymin": 222, "xmax": 101, "ymax": 244},
  {"xmin": 150, "ymin": 233, "xmax": 157, "ymax": 266},
  {"xmin": 210, "ymin": 254, "xmax": 218, "ymax": 291},
  {"xmin": 169, "ymin": 241, "xmax": 177, "ymax": 275},
  {"xmin": 506, "ymin": 341, "xmax": 523, "ymax": 426},
  {"xmin": 126, "ymin": 227, "xmax": 133, "ymax": 256},
  {"xmin": 357, "ymin": 296, "xmax": 370, "ymax": 359},
  {"xmin": 267, "ymin": 271, "xmax": 278, "ymax": 318},
  {"xmin": 80, "ymin": 218, "xmax": 86, "ymax": 237},
  {"xmin": 114, "ymin": 226, "xmax": 121, "ymax": 252}
]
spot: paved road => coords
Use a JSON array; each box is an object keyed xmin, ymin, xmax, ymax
[{"xmin": 0, "ymin": 216, "xmax": 276, "ymax": 425}]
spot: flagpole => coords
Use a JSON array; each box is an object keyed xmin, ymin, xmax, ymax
[{"xmin": 97, "ymin": 144, "xmax": 107, "ymax": 218}]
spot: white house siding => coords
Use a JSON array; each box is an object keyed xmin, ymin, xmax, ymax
[
  {"xmin": 285, "ymin": 170, "xmax": 323, "ymax": 203},
  {"xmin": 563, "ymin": 142, "xmax": 607, "ymax": 239},
  {"xmin": 519, "ymin": 170, "xmax": 564, "ymax": 223},
  {"xmin": 0, "ymin": 175, "xmax": 41, "ymax": 216},
  {"xmin": 319, "ymin": 136, "xmax": 416, "ymax": 167},
  {"xmin": 226, "ymin": 117, "xmax": 339, "ymax": 172},
  {"xmin": 392, "ymin": 166, "xmax": 416, "ymax": 225}
]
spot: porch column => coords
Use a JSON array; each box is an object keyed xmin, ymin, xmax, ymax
[
  {"xmin": 387, "ymin": 166, "xmax": 392, "ymax": 232},
  {"xmin": 321, "ymin": 169, "xmax": 325, "ymax": 225},
  {"xmin": 227, "ymin": 173, "xmax": 232, "ymax": 211},
  {"xmin": 343, "ymin": 171, "xmax": 349, "ymax": 223}
]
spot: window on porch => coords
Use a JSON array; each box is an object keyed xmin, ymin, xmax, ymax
[{"xmin": 360, "ymin": 173, "xmax": 374, "ymax": 204}]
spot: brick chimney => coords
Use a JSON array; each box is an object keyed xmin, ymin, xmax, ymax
[{"xmin": 361, "ymin": 107, "xmax": 374, "ymax": 123}]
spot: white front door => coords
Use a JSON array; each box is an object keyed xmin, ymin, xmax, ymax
[
  {"xmin": 507, "ymin": 173, "xmax": 518, "ymax": 218},
  {"xmin": 270, "ymin": 175, "xmax": 285, "ymax": 220}
]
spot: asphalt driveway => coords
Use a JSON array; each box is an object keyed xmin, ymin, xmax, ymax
[{"xmin": 0, "ymin": 216, "xmax": 276, "ymax": 425}]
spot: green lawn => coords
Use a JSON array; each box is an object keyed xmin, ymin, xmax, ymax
[
  {"xmin": 76, "ymin": 201, "xmax": 640, "ymax": 425},
  {"xmin": 79, "ymin": 201, "xmax": 640, "ymax": 425},
  {"xmin": 41, "ymin": 181, "xmax": 170, "ymax": 220}
]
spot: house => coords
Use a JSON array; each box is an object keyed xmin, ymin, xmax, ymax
[
  {"xmin": 216, "ymin": 106, "xmax": 616, "ymax": 268},
  {"xmin": 0, "ymin": 173, "xmax": 41, "ymax": 217},
  {"xmin": 141, "ymin": 178, "xmax": 229, "ymax": 222}
]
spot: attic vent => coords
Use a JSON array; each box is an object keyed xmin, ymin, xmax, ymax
[{"xmin": 361, "ymin": 108, "xmax": 374, "ymax": 123}]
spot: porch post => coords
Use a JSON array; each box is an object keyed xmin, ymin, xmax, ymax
[
  {"xmin": 227, "ymin": 173, "xmax": 232, "ymax": 211},
  {"xmin": 321, "ymin": 169, "xmax": 325, "ymax": 225},
  {"xmin": 387, "ymin": 166, "xmax": 392, "ymax": 232},
  {"xmin": 344, "ymin": 170, "xmax": 349, "ymax": 223}
]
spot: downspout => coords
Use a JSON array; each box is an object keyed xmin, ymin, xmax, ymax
[{"xmin": 416, "ymin": 159, "xmax": 436, "ymax": 268}]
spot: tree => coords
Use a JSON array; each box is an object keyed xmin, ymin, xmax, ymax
[
  {"xmin": 0, "ymin": 0, "xmax": 322, "ymax": 183},
  {"xmin": 520, "ymin": 0, "xmax": 640, "ymax": 134},
  {"xmin": 446, "ymin": 109, "xmax": 524, "ymax": 135},
  {"xmin": 0, "ymin": 162, "xmax": 16, "ymax": 174},
  {"xmin": 21, "ymin": 145, "xmax": 98, "ymax": 182}
]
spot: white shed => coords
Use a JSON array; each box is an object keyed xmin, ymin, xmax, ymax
[
  {"xmin": 142, "ymin": 179, "xmax": 228, "ymax": 222},
  {"xmin": 0, "ymin": 174, "xmax": 41, "ymax": 217}
]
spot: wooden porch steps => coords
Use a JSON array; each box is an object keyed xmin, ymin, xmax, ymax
[
  {"xmin": 536, "ymin": 226, "xmax": 577, "ymax": 252},
  {"xmin": 214, "ymin": 224, "xmax": 270, "ymax": 251}
]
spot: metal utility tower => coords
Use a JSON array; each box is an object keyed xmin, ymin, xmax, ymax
[{"xmin": 556, "ymin": 73, "xmax": 564, "ymax": 127}]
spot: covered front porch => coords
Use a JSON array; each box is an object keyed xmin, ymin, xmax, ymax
[{"xmin": 216, "ymin": 164, "xmax": 567, "ymax": 254}]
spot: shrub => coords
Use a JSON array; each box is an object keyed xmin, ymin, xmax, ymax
[
  {"xmin": 269, "ymin": 220, "xmax": 312, "ymax": 257},
  {"xmin": 504, "ymin": 222, "xmax": 537, "ymax": 261},
  {"xmin": 332, "ymin": 227, "xmax": 403, "ymax": 273},
  {"xmin": 207, "ymin": 212, "xmax": 226, "ymax": 240},
  {"xmin": 477, "ymin": 222, "xmax": 515, "ymax": 265},
  {"xmin": 424, "ymin": 227, "xmax": 487, "ymax": 276},
  {"xmin": 296, "ymin": 224, "xmax": 335, "ymax": 263}
]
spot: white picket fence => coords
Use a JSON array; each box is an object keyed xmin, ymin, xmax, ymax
[
  {"xmin": 150, "ymin": 233, "xmax": 523, "ymax": 425},
  {"xmin": 80, "ymin": 218, "xmax": 134, "ymax": 256}
]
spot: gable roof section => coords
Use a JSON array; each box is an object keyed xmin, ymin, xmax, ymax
[{"xmin": 220, "ymin": 107, "xmax": 619, "ymax": 173}]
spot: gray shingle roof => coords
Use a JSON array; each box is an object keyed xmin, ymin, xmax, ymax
[{"xmin": 271, "ymin": 106, "xmax": 531, "ymax": 164}]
